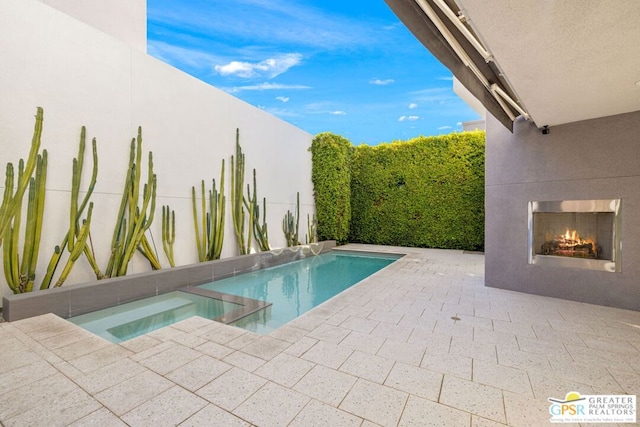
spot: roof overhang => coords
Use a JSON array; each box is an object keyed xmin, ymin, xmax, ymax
[{"xmin": 386, "ymin": 0, "xmax": 640, "ymax": 132}]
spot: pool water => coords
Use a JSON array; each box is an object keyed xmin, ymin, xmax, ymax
[
  {"xmin": 69, "ymin": 250, "xmax": 400, "ymax": 342},
  {"xmin": 200, "ymin": 251, "xmax": 400, "ymax": 333},
  {"xmin": 69, "ymin": 291, "xmax": 242, "ymax": 343}
]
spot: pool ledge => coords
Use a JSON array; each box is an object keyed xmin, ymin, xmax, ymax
[{"xmin": 2, "ymin": 241, "xmax": 335, "ymax": 322}]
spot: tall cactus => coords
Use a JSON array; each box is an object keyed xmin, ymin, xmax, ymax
[
  {"xmin": 192, "ymin": 160, "xmax": 226, "ymax": 262},
  {"xmin": 40, "ymin": 127, "xmax": 101, "ymax": 289},
  {"xmin": 0, "ymin": 107, "xmax": 43, "ymax": 247},
  {"xmin": 247, "ymin": 169, "xmax": 270, "ymax": 251},
  {"xmin": 3, "ymin": 150, "xmax": 48, "ymax": 293},
  {"xmin": 105, "ymin": 127, "xmax": 161, "ymax": 278},
  {"xmin": 306, "ymin": 213, "xmax": 318, "ymax": 244},
  {"xmin": 162, "ymin": 205, "xmax": 175, "ymax": 267},
  {"xmin": 282, "ymin": 192, "xmax": 300, "ymax": 247},
  {"xmin": 230, "ymin": 129, "xmax": 253, "ymax": 255}
]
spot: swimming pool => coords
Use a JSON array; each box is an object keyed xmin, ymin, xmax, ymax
[{"xmin": 69, "ymin": 250, "xmax": 401, "ymax": 342}]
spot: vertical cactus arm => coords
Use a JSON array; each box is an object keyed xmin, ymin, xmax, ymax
[
  {"xmin": 3, "ymin": 226, "xmax": 18, "ymax": 292},
  {"xmin": 0, "ymin": 163, "xmax": 15, "ymax": 246},
  {"xmin": 20, "ymin": 176, "xmax": 37, "ymax": 281},
  {"xmin": 68, "ymin": 128, "xmax": 86, "ymax": 250},
  {"xmin": 191, "ymin": 185, "xmax": 203, "ymax": 261},
  {"xmin": 107, "ymin": 140, "xmax": 134, "ymax": 267},
  {"xmin": 77, "ymin": 138, "xmax": 98, "ymax": 216},
  {"xmin": 39, "ymin": 244, "xmax": 63, "ymax": 290},
  {"xmin": 25, "ymin": 150, "xmax": 47, "ymax": 292},
  {"xmin": 162, "ymin": 205, "xmax": 175, "ymax": 267},
  {"xmin": 200, "ymin": 180, "xmax": 207, "ymax": 260}
]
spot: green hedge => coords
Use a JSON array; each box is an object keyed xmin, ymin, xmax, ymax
[
  {"xmin": 349, "ymin": 132, "xmax": 485, "ymax": 250},
  {"xmin": 309, "ymin": 132, "xmax": 353, "ymax": 243}
]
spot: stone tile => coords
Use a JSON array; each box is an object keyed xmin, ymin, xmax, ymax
[
  {"xmin": 339, "ymin": 350, "xmax": 395, "ymax": 384},
  {"xmin": 165, "ymin": 355, "xmax": 233, "ymax": 392},
  {"xmin": 39, "ymin": 328, "xmax": 95, "ymax": 350},
  {"xmin": 240, "ymin": 335, "xmax": 290, "ymax": 360},
  {"xmin": 370, "ymin": 322, "xmax": 413, "ymax": 342},
  {"xmin": 608, "ymin": 368, "xmax": 640, "ymax": 396},
  {"xmin": 450, "ymin": 336, "xmax": 497, "ymax": 363},
  {"xmin": 95, "ymin": 370, "xmax": 173, "ymax": 416},
  {"xmin": 301, "ymin": 340, "xmax": 353, "ymax": 369},
  {"xmin": 527, "ymin": 369, "xmax": 595, "ymax": 400},
  {"xmin": 472, "ymin": 359, "xmax": 533, "ymax": 396},
  {"xmin": 73, "ymin": 358, "xmax": 147, "ymax": 394},
  {"xmin": 287, "ymin": 313, "xmax": 327, "ymax": 331},
  {"xmin": 254, "ymin": 352, "xmax": 315, "ymax": 387},
  {"xmin": 118, "ymin": 335, "xmax": 162, "ymax": 353},
  {"xmin": 283, "ymin": 336, "xmax": 318, "ymax": 357},
  {"xmin": 293, "ymin": 365, "xmax": 358, "ymax": 406},
  {"xmin": 222, "ymin": 350, "xmax": 266, "ymax": 372},
  {"xmin": 497, "ymin": 346, "xmax": 552, "ymax": 372},
  {"xmin": 531, "ymin": 325, "xmax": 587, "ymax": 346},
  {"xmin": 439, "ymin": 375, "xmax": 506, "ymax": 424},
  {"xmin": 121, "ymin": 385, "xmax": 207, "ymax": 427},
  {"xmin": 52, "ymin": 336, "xmax": 112, "ymax": 360},
  {"xmin": 339, "ymin": 316, "xmax": 380, "ymax": 333},
  {"xmin": 4, "ymin": 386, "xmax": 100, "ymax": 427},
  {"xmin": 289, "ymin": 399, "xmax": 362, "ymax": 427},
  {"xmin": 421, "ymin": 351, "xmax": 472, "ymax": 380},
  {"xmin": 323, "ymin": 312, "xmax": 351, "ymax": 326},
  {"xmin": 516, "ymin": 336, "xmax": 570, "ymax": 356},
  {"xmin": 472, "ymin": 415, "xmax": 509, "ymax": 427},
  {"xmin": 67, "ymin": 407, "xmax": 128, "ymax": 426},
  {"xmin": 307, "ymin": 324, "xmax": 351, "ymax": 344},
  {"xmin": 198, "ymin": 324, "xmax": 246, "ymax": 344},
  {"xmin": 492, "ymin": 320, "xmax": 536, "ymax": 338},
  {"xmin": 432, "ymin": 321, "xmax": 474, "ymax": 340},
  {"xmin": 549, "ymin": 358, "xmax": 621, "ymax": 389},
  {"xmin": 226, "ymin": 331, "xmax": 261, "ymax": 350},
  {"xmin": 196, "ymin": 367, "xmax": 267, "ymax": 411},
  {"xmin": 137, "ymin": 343, "xmax": 201, "ymax": 375},
  {"xmin": 179, "ymin": 404, "xmax": 251, "ymax": 427},
  {"xmin": 408, "ymin": 329, "xmax": 452, "ymax": 353},
  {"xmin": 194, "ymin": 340, "xmax": 235, "ymax": 359},
  {"xmin": 129, "ymin": 341, "xmax": 175, "ymax": 362},
  {"xmin": 0, "ymin": 359, "xmax": 57, "ymax": 394},
  {"xmin": 339, "ymin": 379, "xmax": 408, "ymax": 426},
  {"xmin": 376, "ymin": 339, "xmax": 426, "ymax": 366},
  {"xmin": 0, "ymin": 372, "xmax": 79, "ymax": 420},
  {"xmin": 267, "ymin": 325, "xmax": 308, "ymax": 343},
  {"xmin": 398, "ymin": 314, "xmax": 437, "ymax": 331},
  {"xmin": 473, "ymin": 328, "xmax": 519, "ymax": 349},
  {"xmin": 338, "ymin": 330, "xmax": 386, "ymax": 354},
  {"xmin": 398, "ymin": 395, "xmax": 471, "ymax": 427},
  {"xmin": 233, "ymin": 382, "xmax": 310, "ymax": 427},
  {"xmin": 503, "ymin": 391, "xmax": 552, "ymax": 427},
  {"xmin": 384, "ymin": 362, "xmax": 443, "ymax": 401},
  {"xmin": 340, "ymin": 304, "xmax": 374, "ymax": 318},
  {"xmin": 69, "ymin": 345, "xmax": 133, "ymax": 374},
  {"xmin": 368, "ymin": 309, "xmax": 404, "ymax": 325}
]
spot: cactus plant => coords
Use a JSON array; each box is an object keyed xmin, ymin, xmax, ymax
[
  {"xmin": 282, "ymin": 192, "xmax": 300, "ymax": 247},
  {"xmin": 248, "ymin": 169, "xmax": 270, "ymax": 252},
  {"xmin": 104, "ymin": 127, "xmax": 161, "ymax": 278},
  {"xmin": 40, "ymin": 127, "xmax": 102, "ymax": 289},
  {"xmin": 3, "ymin": 150, "xmax": 47, "ymax": 293},
  {"xmin": 0, "ymin": 107, "xmax": 43, "ymax": 247},
  {"xmin": 192, "ymin": 160, "xmax": 226, "ymax": 262},
  {"xmin": 306, "ymin": 213, "xmax": 318, "ymax": 244},
  {"xmin": 230, "ymin": 129, "xmax": 254, "ymax": 255},
  {"xmin": 162, "ymin": 205, "xmax": 175, "ymax": 267}
]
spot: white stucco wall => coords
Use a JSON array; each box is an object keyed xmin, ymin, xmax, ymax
[
  {"xmin": 0, "ymin": 0, "xmax": 314, "ymax": 298},
  {"xmin": 39, "ymin": 0, "xmax": 147, "ymax": 52}
]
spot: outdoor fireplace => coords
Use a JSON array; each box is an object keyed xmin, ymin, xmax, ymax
[{"xmin": 528, "ymin": 199, "xmax": 621, "ymax": 272}]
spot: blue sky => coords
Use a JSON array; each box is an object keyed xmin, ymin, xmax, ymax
[{"xmin": 146, "ymin": 0, "xmax": 481, "ymax": 145}]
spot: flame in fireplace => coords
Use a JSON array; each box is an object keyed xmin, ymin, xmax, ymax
[{"xmin": 559, "ymin": 228, "xmax": 595, "ymax": 248}]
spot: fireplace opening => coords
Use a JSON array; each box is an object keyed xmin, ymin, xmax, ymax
[{"xmin": 528, "ymin": 200, "xmax": 621, "ymax": 272}]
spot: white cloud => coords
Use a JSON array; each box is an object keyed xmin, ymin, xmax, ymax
[
  {"xmin": 370, "ymin": 78, "xmax": 395, "ymax": 85},
  {"xmin": 436, "ymin": 76, "xmax": 454, "ymax": 81},
  {"xmin": 398, "ymin": 115, "xmax": 420, "ymax": 122},
  {"xmin": 214, "ymin": 53, "xmax": 302, "ymax": 78},
  {"xmin": 276, "ymin": 96, "xmax": 290, "ymax": 103},
  {"xmin": 408, "ymin": 103, "xmax": 418, "ymax": 109},
  {"xmin": 330, "ymin": 110, "xmax": 346, "ymax": 115},
  {"xmin": 438, "ymin": 126, "xmax": 452, "ymax": 130},
  {"xmin": 226, "ymin": 82, "xmax": 311, "ymax": 93}
]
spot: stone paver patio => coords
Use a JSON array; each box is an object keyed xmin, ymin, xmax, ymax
[{"xmin": 1, "ymin": 244, "xmax": 639, "ymax": 426}]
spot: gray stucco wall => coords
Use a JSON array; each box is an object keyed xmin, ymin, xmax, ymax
[{"xmin": 485, "ymin": 111, "xmax": 640, "ymax": 311}]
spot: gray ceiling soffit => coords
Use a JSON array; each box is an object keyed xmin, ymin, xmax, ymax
[{"xmin": 385, "ymin": 0, "xmax": 514, "ymax": 131}]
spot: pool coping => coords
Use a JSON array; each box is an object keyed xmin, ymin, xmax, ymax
[{"xmin": 2, "ymin": 241, "xmax": 336, "ymax": 322}]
